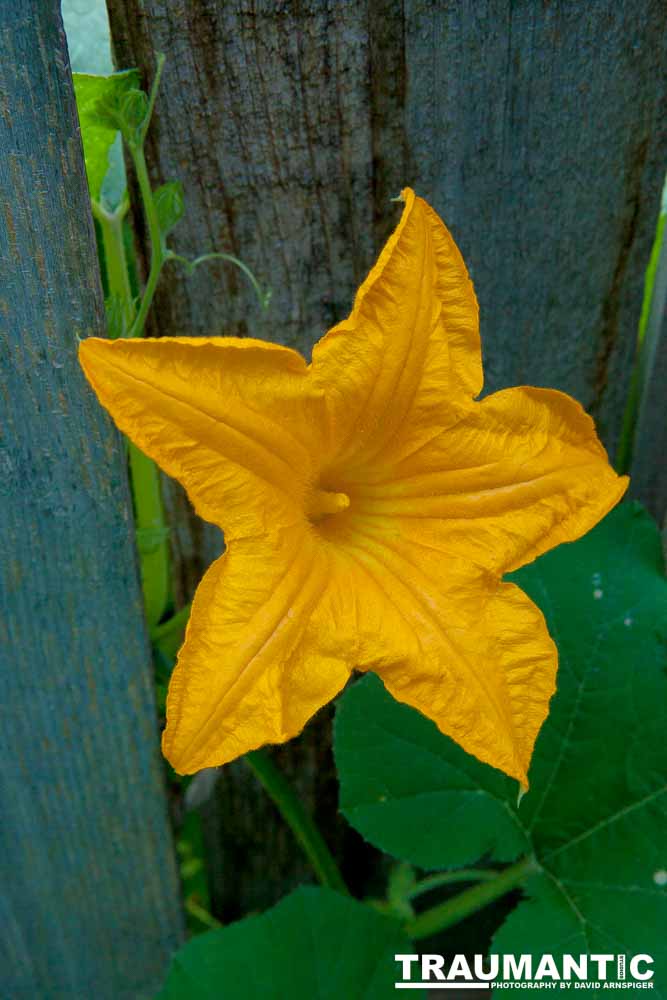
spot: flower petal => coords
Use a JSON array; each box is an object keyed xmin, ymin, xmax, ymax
[
  {"xmin": 353, "ymin": 386, "xmax": 628, "ymax": 574},
  {"xmin": 79, "ymin": 336, "xmax": 326, "ymax": 538},
  {"xmin": 377, "ymin": 579, "xmax": 557, "ymax": 788},
  {"xmin": 311, "ymin": 189, "xmax": 481, "ymax": 471},
  {"xmin": 337, "ymin": 518, "xmax": 556, "ymax": 785},
  {"xmin": 163, "ymin": 525, "xmax": 351, "ymax": 773}
]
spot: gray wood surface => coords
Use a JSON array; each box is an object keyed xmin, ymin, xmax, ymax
[
  {"xmin": 0, "ymin": 5, "xmax": 184, "ymax": 996},
  {"xmin": 106, "ymin": 0, "xmax": 667, "ymax": 915},
  {"xmin": 404, "ymin": 1, "xmax": 666, "ymax": 462}
]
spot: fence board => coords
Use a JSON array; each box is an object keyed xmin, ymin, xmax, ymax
[
  {"xmin": 106, "ymin": 0, "xmax": 667, "ymax": 917},
  {"xmin": 403, "ymin": 0, "xmax": 667, "ymax": 462},
  {"xmin": 0, "ymin": 5, "xmax": 183, "ymax": 996}
]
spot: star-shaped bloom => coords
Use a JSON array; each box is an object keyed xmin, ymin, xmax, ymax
[{"xmin": 79, "ymin": 189, "xmax": 627, "ymax": 786}]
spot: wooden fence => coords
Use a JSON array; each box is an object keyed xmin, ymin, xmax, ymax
[
  {"xmin": 1, "ymin": 1, "xmax": 666, "ymax": 995},
  {"xmin": 0, "ymin": 5, "xmax": 183, "ymax": 998}
]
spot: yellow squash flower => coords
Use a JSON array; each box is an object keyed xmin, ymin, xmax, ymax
[{"xmin": 79, "ymin": 189, "xmax": 627, "ymax": 787}]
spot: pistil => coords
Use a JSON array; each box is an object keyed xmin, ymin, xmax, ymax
[{"xmin": 308, "ymin": 488, "xmax": 350, "ymax": 522}]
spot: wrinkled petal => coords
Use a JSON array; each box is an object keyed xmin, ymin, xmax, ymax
[
  {"xmin": 311, "ymin": 189, "xmax": 481, "ymax": 473},
  {"xmin": 351, "ymin": 386, "xmax": 628, "ymax": 574},
  {"xmin": 334, "ymin": 514, "xmax": 556, "ymax": 786},
  {"xmin": 378, "ymin": 580, "xmax": 557, "ymax": 788},
  {"xmin": 79, "ymin": 336, "xmax": 326, "ymax": 539},
  {"xmin": 164, "ymin": 524, "xmax": 351, "ymax": 773}
]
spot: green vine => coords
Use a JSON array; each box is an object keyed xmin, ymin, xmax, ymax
[
  {"xmin": 87, "ymin": 54, "xmax": 270, "ymax": 635},
  {"xmin": 245, "ymin": 750, "xmax": 349, "ymax": 895},
  {"xmin": 406, "ymin": 855, "xmax": 539, "ymax": 940}
]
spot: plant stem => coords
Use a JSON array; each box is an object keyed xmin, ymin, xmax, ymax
[
  {"xmin": 616, "ymin": 207, "xmax": 666, "ymax": 474},
  {"xmin": 192, "ymin": 252, "xmax": 271, "ymax": 310},
  {"xmin": 93, "ymin": 200, "xmax": 135, "ymax": 335},
  {"xmin": 127, "ymin": 142, "xmax": 165, "ymax": 338},
  {"xmin": 92, "ymin": 166, "xmax": 171, "ymax": 630},
  {"xmin": 408, "ymin": 868, "xmax": 499, "ymax": 900},
  {"xmin": 184, "ymin": 897, "xmax": 223, "ymax": 930},
  {"xmin": 139, "ymin": 52, "xmax": 165, "ymax": 145},
  {"xmin": 405, "ymin": 855, "xmax": 539, "ymax": 940},
  {"xmin": 151, "ymin": 603, "xmax": 191, "ymax": 661},
  {"xmin": 244, "ymin": 749, "xmax": 349, "ymax": 896},
  {"xmin": 124, "ymin": 54, "xmax": 167, "ymax": 339},
  {"xmin": 128, "ymin": 441, "xmax": 171, "ymax": 630}
]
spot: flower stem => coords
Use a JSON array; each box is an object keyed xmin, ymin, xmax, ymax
[
  {"xmin": 405, "ymin": 855, "xmax": 539, "ymax": 940},
  {"xmin": 244, "ymin": 749, "xmax": 349, "ymax": 895}
]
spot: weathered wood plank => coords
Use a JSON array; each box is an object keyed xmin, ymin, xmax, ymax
[
  {"xmin": 109, "ymin": 0, "xmax": 378, "ymax": 350},
  {"xmin": 0, "ymin": 5, "xmax": 183, "ymax": 996},
  {"xmin": 403, "ymin": 0, "xmax": 667, "ymax": 458},
  {"xmin": 106, "ymin": 0, "xmax": 667, "ymax": 916}
]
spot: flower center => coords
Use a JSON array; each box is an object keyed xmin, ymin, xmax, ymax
[{"xmin": 308, "ymin": 488, "xmax": 350, "ymax": 524}]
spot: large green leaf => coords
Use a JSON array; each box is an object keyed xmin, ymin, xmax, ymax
[
  {"xmin": 334, "ymin": 673, "xmax": 528, "ymax": 869},
  {"xmin": 335, "ymin": 503, "xmax": 667, "ymax": 980},
  {"xmin": 72, "ymin": 71, "xmax": 139, "ymax": 207},
  {"xmin": 157, "ymin": 887, "xmax": 419, "ymax": 998}
]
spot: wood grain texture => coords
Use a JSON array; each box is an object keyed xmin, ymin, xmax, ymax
[
  {"xmin": 110, "ymin": 0, "xmax": 377, "ymax": 349},
  {"xmin": 0, "ymin": 5, "xmax": 183, "ymax": 997},
  {"xmin": 403, "ymin": 0, "xmax": 667, "ymax": 458},
  {"xmin": 106, "ymin": 0, "xmax": 667, "ymax": 914}
]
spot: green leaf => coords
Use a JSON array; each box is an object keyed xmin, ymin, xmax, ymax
[
  {"xmin": 157, "ymin": 887, "xmax": 419, "ymax": 998},
  {"xmin": 118, "ymin": 88, "xmax": 149, "ymax": 139},
  {"xmin": 99, "ymin": 134, "xmax": 127, "ymax": 210},
  {"xmin": 494, "ymin": 502, "xmax": 667, "ymax": 980},
  {"xmin": 334, "ymin": 678, "xmax": 528, "ymax": 869},
  {"xmin": 154, "ymin": 181, "xmax": 185, "ymax": 237},
  {"xmin": 72, "ymin": 70, "xmax": 139, "ymax": 206},
  {"xmin": 335, "ymin": 503, "xmax": 667, "ymax": 979}
]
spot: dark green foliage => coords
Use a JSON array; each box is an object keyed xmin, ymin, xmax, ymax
[
  {"xmin": 335, "ymin": 675, "xmax": 528, "ymax": 870},
  {"xmin": 336, "ymin": 504, "xmax": 667, "ymax": 980},
  {"xmin": 158, "ymin": 887, "xmax": 417, "ymax": 998}
]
